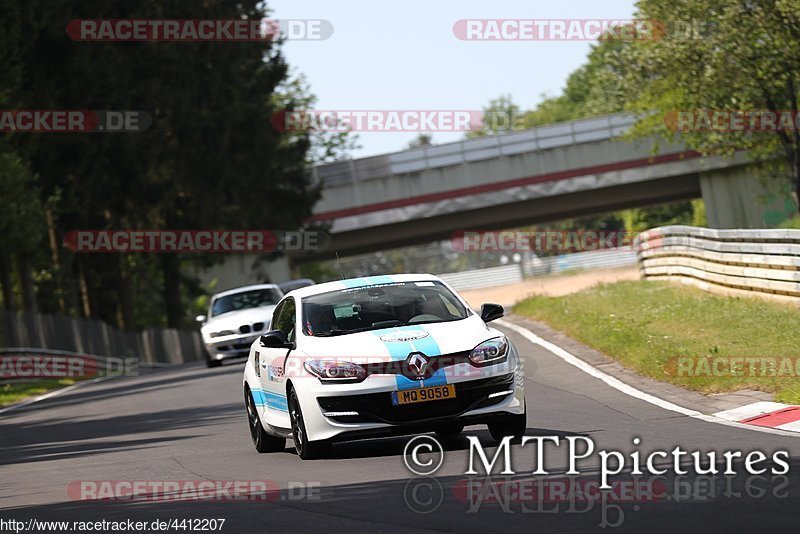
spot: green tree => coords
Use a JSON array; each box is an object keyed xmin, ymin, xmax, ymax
[
  {"xmin": 406, "ymin": 133, "xmax": 433, "ymax": 149},
  {"xmin": 273, "ymin": 73, "xmax": 361, "ymax": 165},
  {"xmin": 621, "ymin": 0, "xmax": 800, "ymax": 211},
  {"xmin": 524, "ymin": 38, "xmax": 629, "ymax": 128},
  {"xmin": 466, "ymin": 94, "xmax": 523, "ymax": 137},
  {"xmin": 0, "ymin": 149, "xmax": 47, "ymax": 311},
  {"xmin": 1, "ymin": 0, "xmax": 320, "ymax": 328}
]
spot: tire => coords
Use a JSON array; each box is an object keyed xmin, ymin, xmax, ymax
[
  {"xmin": 487, "ymin": 401, "xmax": 527, "ymax": 442},
  {"xmin": 207, "ymin": 358, "xmax": 222, "ymax": 368},
  {"xmin": 288, "ymin": 389, "xmax": 330, "ymax": 460},
  {"xmin": 245, "ymin": 389, "xmax": 286, "ymax": 453},
  {"xmin": 435, "ymin": 422, "xmax": 464, "ymax": 438}
]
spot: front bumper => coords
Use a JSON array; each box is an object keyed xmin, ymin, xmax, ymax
[
  {"xmin": 292, "ymin": 345, "xmax": 525, "ymax": 442},
  {"xmin": 319, "ymin": 372, "xmax": 515, "ymax": 425},
  {"xmin": 205, "ymin": 333, "xmax": 262, "ymax": 361}
]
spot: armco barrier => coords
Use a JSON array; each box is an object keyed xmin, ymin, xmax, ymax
[
  {"xmin": 439, "ymin": 248, "xmax": 638, "ymax": 291},
  {"xmin": 440, "ymin": 264, "xmax": 524, "ymax": 291},
  {"xmin": 0, "ymin": 310, "xmax": 204, "ymax": 365},
  {"xmin": 636, "ymin": 225, "xmax": 800, "ymax": 305},
  {"xmin": 524, "ymin": 247, "xmax": 637, "ymax": 277}
]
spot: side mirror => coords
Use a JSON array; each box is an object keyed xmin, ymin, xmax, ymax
[
  {"xmin": 480, "ymin": 303, "xmax": 504, "ymax": 323},
  {"xmin": 195, "ymin": 315, "xmax": 207, "ymax": 323},
  {"xmin": 260, "ymin": 330, "xmax": 295, "ymax": 349}
]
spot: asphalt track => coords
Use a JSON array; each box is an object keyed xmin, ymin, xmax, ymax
[{"xmin": 2, "ymin": 320, "xmax": 799, "ymax": 533}]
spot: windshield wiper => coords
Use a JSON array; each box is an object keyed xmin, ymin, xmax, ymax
[
  {"xmin": 313, "ymin": 327, "xmax": 371, "ymax": 337},
  {"xmin": 371, "ymin": 320, "xmax": 403, "ymax": 329}
]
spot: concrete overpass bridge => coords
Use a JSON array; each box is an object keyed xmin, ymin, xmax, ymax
[
  {"xmin": 297, "ymin": 113, "xmax": 770, "ymax": 264},
  {"xmin": 201, "ymin": 113, "xmax": 792, "ymax": 289}
]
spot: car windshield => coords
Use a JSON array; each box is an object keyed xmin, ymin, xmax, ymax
[
  {"xmin": 302, "ymin": 281, "xmax": 469, "ymax": 337},
  {"xmin": 211, "ymin": 288, "xmax": 281, "ymax": 317}
]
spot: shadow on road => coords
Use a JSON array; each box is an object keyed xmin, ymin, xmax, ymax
[
  {"xmin": 7, "ymin": 361, "xmax": 246, "ymax": 413},
  {"xmin": 274, "ymin": 426, "xmax": 589, "ymax": 461},
  {"xmin": 3, "ymin": 460, "xmax": 798, "ymax": 534},
  {"xmin": 0, "ymin": 403, "xmax": 242, "ymax": 466}
]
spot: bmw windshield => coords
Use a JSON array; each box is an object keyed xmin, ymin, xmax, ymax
[
  {"xmin": 210, "ymin": 288, "xmax": 282, "ymax": 317},
  {"xmin": 302, "ymin": 281, "xmax": 470, "ymax": 337}
]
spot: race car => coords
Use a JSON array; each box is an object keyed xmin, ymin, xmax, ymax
[
  {"xmin": 197, "ymin": 284, "xmax": 283, "ymax": 367},
  {"xmin": 242, "ymin": 274, "xmax": 526, "ymax": 459}
]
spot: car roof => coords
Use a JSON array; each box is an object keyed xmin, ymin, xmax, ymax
[
  {"xmin": 283, "ymin": 273, "xmax": 443, "ymax": 300},
  {"xmin": 211, "ymin": 283, "xmax": 282, "ymax": 300},
  {"xmin": 278, "ymin": 278, "xmax": 315, "ymax": 289}
]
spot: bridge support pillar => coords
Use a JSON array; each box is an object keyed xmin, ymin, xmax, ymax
[
  {"xmin": 191, "ymin": 254, "xmax": 293, "ymax": 293},
  {"xmin": 699, "ymin": 165, "xmax": 796, "ymax": 228}
]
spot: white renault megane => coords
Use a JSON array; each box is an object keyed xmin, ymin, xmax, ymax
[{"xmin": 242, "ymin": 274, "xmax": 526, "ymax": 459}]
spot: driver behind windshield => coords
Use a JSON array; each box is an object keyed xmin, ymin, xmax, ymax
[{"xmin": 305, "ymin": 304, "xmax": 337, "ymax": 336}]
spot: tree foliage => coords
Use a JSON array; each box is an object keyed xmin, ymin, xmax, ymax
[
  {"xmin": 0, "ymin": 0, "xmax": 325, "ymax": 327},
  {"xmin": 621, "ymin": 0, "xmax": 800, "ymax": 209}
]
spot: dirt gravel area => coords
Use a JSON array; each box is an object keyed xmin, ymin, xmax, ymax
[{"xmin": 460, "ymin": 266, "xmax": 640, "ymax": 308}]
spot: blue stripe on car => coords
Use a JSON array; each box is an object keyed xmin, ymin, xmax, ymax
[
  {"xmin": 340, "ymin": 275, "xmax": 396, "ymax": 289},
  {"xmin": 252, "ymin": 389, "xmax": 288, "ymax": 412},
  {"xmin": 373, "ymin": 325, "xmax": 446, "ymax": 390}
]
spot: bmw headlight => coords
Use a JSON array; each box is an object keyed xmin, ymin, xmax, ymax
[
  {"xmin": 469, "ymin": 336, "xmax": 508, "ymax": 366},
  {"xmin": 304, "ymin": 359, "xmax": 367, "ymax": 383}
]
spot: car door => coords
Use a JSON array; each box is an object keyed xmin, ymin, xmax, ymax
[{"xmin": 257, "ymin": 297, "xmax": 296, "ymax": 429}]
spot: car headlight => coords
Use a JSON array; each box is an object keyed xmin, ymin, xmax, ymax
[
  {"xmin": 303, "ymin": 359, "xmax": 367, "ymax": 383},
  {"xmin": 469, "ymin": 336, "xmax": 508, "ymax": 366}
]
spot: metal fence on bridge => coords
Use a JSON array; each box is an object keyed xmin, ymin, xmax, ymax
[{"xmin": 311, "ymin": 113, "xmax": 637, "ymax": 187}]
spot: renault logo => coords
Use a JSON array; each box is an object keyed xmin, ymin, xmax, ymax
[{"xmin": 407, "ymin": 352, "xmax": 429, "ymax": 378}]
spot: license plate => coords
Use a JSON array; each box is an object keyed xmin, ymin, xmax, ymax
[{"xmin": 391, "ymin": 385, "xmax": 456, "ymax": 406}]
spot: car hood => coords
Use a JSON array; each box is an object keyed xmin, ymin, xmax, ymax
[
  {"xmin": 298, "ymin": 314, "xmax": 501, "ymax": 359},
  {"xmin": 201, "ymin": 306, "xmax": 276, "ymax": 335}
]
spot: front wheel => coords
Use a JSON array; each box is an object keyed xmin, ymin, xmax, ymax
[
  {"xmin": 245, "ymin": 389, "xmax": 286, "ymax": 453},
  {"xmin": 487, "ymin": 401, "xmax": 526, "ymax": 442},
  {"xmin": 289, "ymin": 389, "xmax": 330, "ymax": 460}
]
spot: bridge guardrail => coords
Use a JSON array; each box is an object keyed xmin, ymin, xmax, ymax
[
  {"xmin": 312, "ymin": 113, "xmax": 637, "ymax": 187},
  {"xmin": 636, "ymin": 225, "xmax": 800, "ymax": 304}
]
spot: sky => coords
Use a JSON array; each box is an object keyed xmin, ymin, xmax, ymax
[{"xmin": 267, "ymin": 0, "xmax": 638, "ymax": 158}]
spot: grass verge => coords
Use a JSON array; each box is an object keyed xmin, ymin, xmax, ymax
[
  {"xmin": 512, "ymin": 280, "xmax": 800, "ymax": 404},
  {"xmin": 0, "ymin": 379, "xmax": 77, "ymax": 408}
]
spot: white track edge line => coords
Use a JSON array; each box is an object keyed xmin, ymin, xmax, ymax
[{"xmin": 497, "ymin": 318, "xmax": 800, "ymax": 438}]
